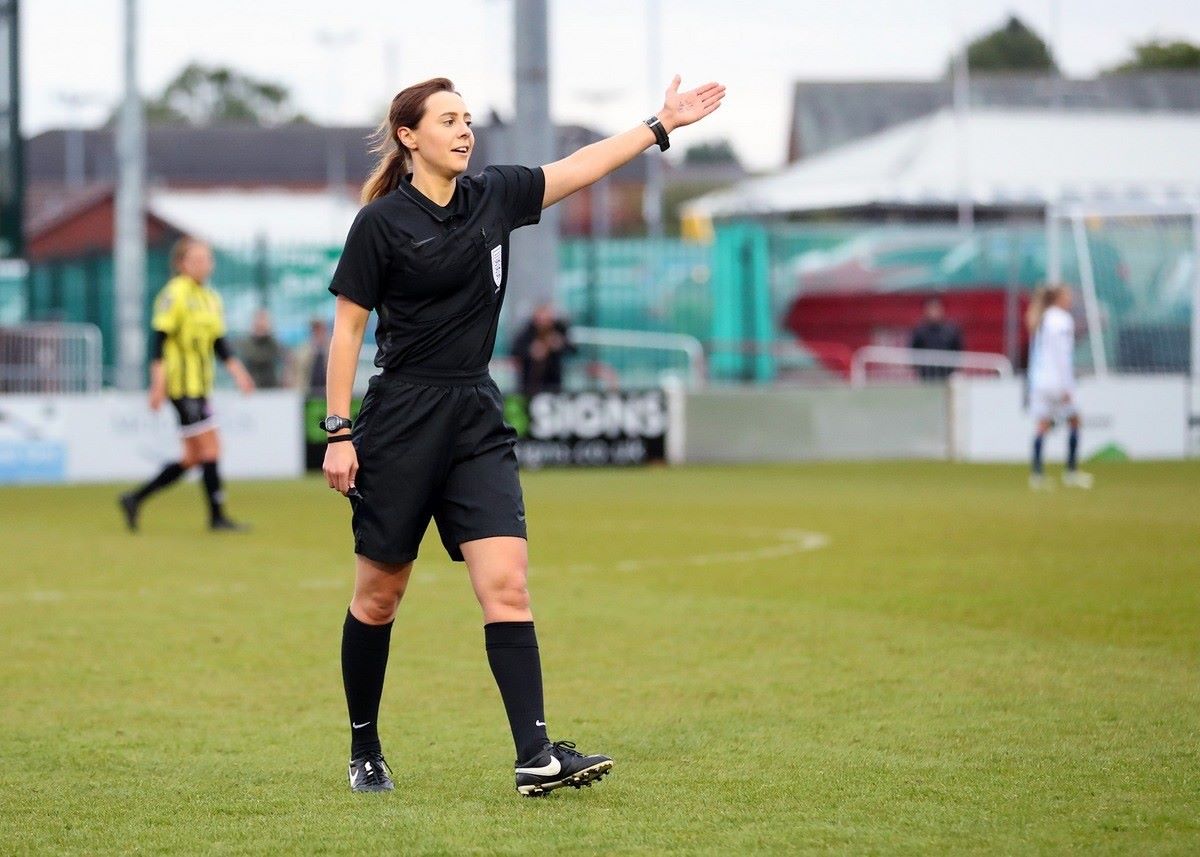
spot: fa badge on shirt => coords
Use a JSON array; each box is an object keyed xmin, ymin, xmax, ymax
[{"xmin": 491, "ymin": 245, "xmax": 503, "ymax": 293}]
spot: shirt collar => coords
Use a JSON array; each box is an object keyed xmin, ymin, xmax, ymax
[{"xmin": 397, "ymin": 174, "xmax": 460, "ymax": 223}]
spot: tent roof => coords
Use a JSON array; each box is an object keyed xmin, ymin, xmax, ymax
[{"xmin": 686, "ymin": 108, "xmax": 1200, "ymax": 220}]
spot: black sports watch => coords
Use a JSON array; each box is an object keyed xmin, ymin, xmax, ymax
[
  {"xmin": 644, "ymin": 115, "xmax": 670, "ymax": 152},
  {"xmin": 319, "ymin": 414, "xmax": 353, "ymax": 433}
]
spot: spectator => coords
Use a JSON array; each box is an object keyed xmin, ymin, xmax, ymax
[
  {"xmin": 909, "ymin": 297, "xmax": 963, "ymax": 381},
  {"xmin": 511, "ymin": 303, "xmax": 575, "ymax": 396},
  {"xmin": 289, "ymin": 317, "xmax": 331, "ymax": 397},
  {"xmin": 240, "ymin": 308, "xmax": 287, "ymax": 389}
]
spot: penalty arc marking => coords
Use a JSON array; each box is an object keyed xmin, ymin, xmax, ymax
[{"xmin": 564, "ymin": 528, "xmax": 830, "ymax": 574}]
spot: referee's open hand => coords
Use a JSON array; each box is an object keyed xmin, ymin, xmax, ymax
[
  {"xmin": 657, "ymin": 75, "xmax": 725, "ymax": 133},
  {"xmin": 324, "ymin": 438, "xmax": 358, "ymax": 496}
]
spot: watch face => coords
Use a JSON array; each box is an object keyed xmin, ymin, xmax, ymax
[{"xmin": 322, "ymin": 416, "xmax": 339, "ymax": 432}]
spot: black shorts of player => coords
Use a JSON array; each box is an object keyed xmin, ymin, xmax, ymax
[
  {"xmin": 347, "ymin": 367, "xmax": 527, "ymax": 565},
  {"xmin": 170, "ymin": 396, "xmax": 216, "ymax": 437}
]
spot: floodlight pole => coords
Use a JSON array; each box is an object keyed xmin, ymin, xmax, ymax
[
  {"xmin": 952, "ymin": 12, "xmax": 973, "ymax": 231},
  {"xmin": 1, "ymin": 0, "xmax": 22, "ymax": 260},
  {"xmin": 1191, "ymin": 207, "xmax": 1200, "ymax": 387},
  {"xmin": 642, "ymin": 0, "xmax": 663, "ymax": 239},
  {"xmin": 114, "ymin": 0, "xmax": 146, "ymax": 390},
  {"xmin": 1046, "ymin": 203, "xmax": 1061, "ymax": 283},
  {"xmin": 509, "ymin": 0, "xmax": 558, "ymax": 322},
  {"xmin": 1048, "ymin": 0, "xmax": 1063, "ymax": 108}
]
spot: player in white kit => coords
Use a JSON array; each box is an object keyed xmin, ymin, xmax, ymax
[{"xmin": 1026, "ymin": 285, "xmax": 1093, "ymax": 489}]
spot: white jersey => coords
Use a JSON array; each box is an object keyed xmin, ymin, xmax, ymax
[{"xmin": 1029, "ymin": 305, "xmax": 1076, "ymax": 394}]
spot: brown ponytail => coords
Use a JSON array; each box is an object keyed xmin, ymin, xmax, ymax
[{"xmin": 361, "ymin": 77, "xmax": 458, "ymax": 204}]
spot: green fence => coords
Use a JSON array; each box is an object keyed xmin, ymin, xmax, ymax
[
  {"xmin": 20, "ymin": 219, "xmax": 1193, "ymax": 387},
  {"xmin": 0, "ymin": 258, "xmax": 25, "ymax": 323},
  {"xmin": 23, "ymin": 238, "xmax": 715, "ymax": 388},
  {"xmin": 26, "ymin": 250, "xmax": 171, "ymax": 378}
]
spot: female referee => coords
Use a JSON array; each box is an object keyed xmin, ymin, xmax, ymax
[
  {"xmin": 1026, "ymin": 284, "xmax": 1093, "ymax": 490},
  {"xmin": 323, "ymin": 75, "xmax": 724, "ymax": 795},
  {"xmin": 119, "ymin": 237, "xmax": 255, "ymax": 531}
]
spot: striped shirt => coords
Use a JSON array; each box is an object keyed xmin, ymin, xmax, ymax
[{"xmin": 151, "ymin": 275, "xmax": 226, "ymax": 399}]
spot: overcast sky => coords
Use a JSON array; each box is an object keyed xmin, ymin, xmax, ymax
[{"xmin": 21, "ymin": 0, "xmax": 1200, "ymax": 171}]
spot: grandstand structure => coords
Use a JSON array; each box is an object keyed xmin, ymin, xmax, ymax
[{"xmin": 686, "ymin": 109, "xmax": 1200, "ymax": 381}]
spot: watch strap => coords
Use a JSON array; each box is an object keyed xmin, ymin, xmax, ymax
[
  {"xmin": 644, "ymin": 115, "xmax": 670, "ymax": 152},
  {"xmin": 319, "ymin": 414, "xmax": 352, "ymax": 432}
]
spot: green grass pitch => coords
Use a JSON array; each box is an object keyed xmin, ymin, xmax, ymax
[{"xmin": 2, "ymin": 462, "xmax": 1198, "ymax": 855}]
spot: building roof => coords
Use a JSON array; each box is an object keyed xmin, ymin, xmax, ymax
[
  {"xmin": 788, "ymin": 72, "xmax": 1200, "ymax": 162},
  {"xmin": 26, "ymin": 122, "xmax": 647, "ymax": 187},
  {"xmin": 28, "ymin": 125, "xmax": 380, "ymax": 187},
  {"xmin": 148, "ymin": 188, "xmax": 361, "ymax": 245},
  {"xmin": 25, "ymin": 122, "xmax": 651, "ymax": 233},
  {"xmin": 687, "ymin": 108, "xmax": 1200, "ymax": 221}
]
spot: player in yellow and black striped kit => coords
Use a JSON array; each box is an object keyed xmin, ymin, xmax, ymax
[{"xmin": 119, "ymin": 237, "xmax": 255, "ymax": 532}]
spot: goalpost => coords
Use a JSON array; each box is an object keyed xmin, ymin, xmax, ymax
[{"xmin": 1045, "ymin": 200, "xmax": 1200, "ymax": 453}]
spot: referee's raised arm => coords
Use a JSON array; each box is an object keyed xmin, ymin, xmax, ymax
[{"xmin": 540, "ymin": 75, "xmax": 725, "ymax": 208}]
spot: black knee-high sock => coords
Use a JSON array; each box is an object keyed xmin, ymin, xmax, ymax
[
  {"xmin": 132, "ymin": 462, "xmax": 186, "ymax": 502},
  {"xmin": 1067, "ymin": 427, "xmax": 1079, "ymax": 471},
  {"xmin": 485, "ymin": 621, "xmax": 550, "ymax": 762},
  {"xmin": 342, "ymin": 610, "xmax": 393, "ymax": 758},
  {"xmin": 200, "ymin": 461, "xmax": 225, "ymax": 523},
  {"xmin": 1032, "ymin": 435, "xmax": 1045, "ymax": 475}
]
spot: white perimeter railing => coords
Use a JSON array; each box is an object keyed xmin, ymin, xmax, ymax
[
  {"xmin": 0, "ymin": 322, "xmax": 104, "ymax": 393},
  {"xmin": 568, "ymin": 327, "xmax": 707, "ymax": 389},
  {"xmin": 850, "ymin": 345, "xmax": 1013, "ymax": 388}
]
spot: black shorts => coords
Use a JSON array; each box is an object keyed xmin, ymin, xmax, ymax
[
  {"xmin": 348, "ymin": 369, "xmax": 527, "ymax": 565},
  {"xmin": 170, "ymin": 397, "xmax": 216, "ymax": 437}
]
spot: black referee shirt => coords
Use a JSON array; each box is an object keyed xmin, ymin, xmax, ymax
[{"xmin": 329, "ymin": 165, "xmax": 545, "ymax": 375}]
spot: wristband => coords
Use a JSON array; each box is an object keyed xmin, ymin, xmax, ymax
[
  {"xmin": 326, "ymin": 435, "xmax": 354, "ymax": 444},
  {"xmin": 644, "ymin": 115, "xmax": 670, "ymax": 152}
]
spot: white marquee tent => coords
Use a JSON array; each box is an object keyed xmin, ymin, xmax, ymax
[{"xmin": 684, "ymin": 108, "xmax": 1200, "ymax": 220}]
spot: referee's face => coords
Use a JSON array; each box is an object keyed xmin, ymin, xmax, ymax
[{"xmin": 401, "ymin": 90, "xmax": 474, "ymax": 178}]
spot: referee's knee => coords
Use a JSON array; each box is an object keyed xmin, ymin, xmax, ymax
[
  {"xmin": 488, "ymin": 571, "xmax": 530, "ymax": 613},
  {"xmin": 351, "ymin": 589, "xmax": 404, "ymax": 625},
  {"xmin": 496, "ymin": 586, "xmax": 530, "ymax": 613}
]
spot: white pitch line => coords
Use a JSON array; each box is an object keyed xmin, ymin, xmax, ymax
[
  {"xmin": 548, "ymin": 528, "xmax": 829, "ymax": 575},
  {"xmin": 0, "ymin": 532, "xmax": 828, "ymax": 605},
  {"xmin": 0, "ymin": 589, "xmax": 67, "ymax": 604}
]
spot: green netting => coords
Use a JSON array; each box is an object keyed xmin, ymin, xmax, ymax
[
  {"xmin": 19, "ymin": 217, "xmax": 1193, "ymax": 386},
  {"xmin": 0, "ymin": 263, "xmax": 23, "ymax": 324}
]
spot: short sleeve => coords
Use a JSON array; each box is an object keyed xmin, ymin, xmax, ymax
[
  {"xmin": 486, "ymin": 165, "xmax": 545, "ymax": 230},
  {"xmin": 151, "ymin": 283, "xmax": 181, "ymax": 334},
  {"xmin": 329, "ymin": 205, "xmax": 392, "ymax": 310},
  {"xmin": 210, "ymin": 291, "xmax": 226, "ymax": 339}
]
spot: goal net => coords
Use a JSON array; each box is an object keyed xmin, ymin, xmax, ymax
[{"xmin": 1046, "ymin": 203, "xmax": 1198, "ymax": 377}]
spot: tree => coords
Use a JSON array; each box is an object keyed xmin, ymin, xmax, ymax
[
  {"xmin": 682, "ymin": 139, "xmax": 740, "ymax": 166},
  {"xmin": 1108, "ymin": 39, "xmax": 1200, "ymax": 72},
  {"xmin": 137, "ymin": 63, "xmax": 307, "ymax": 126},
  {"xmin": 957, "ymin": 15, "xmax": 1058, "ymax": 73}
]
